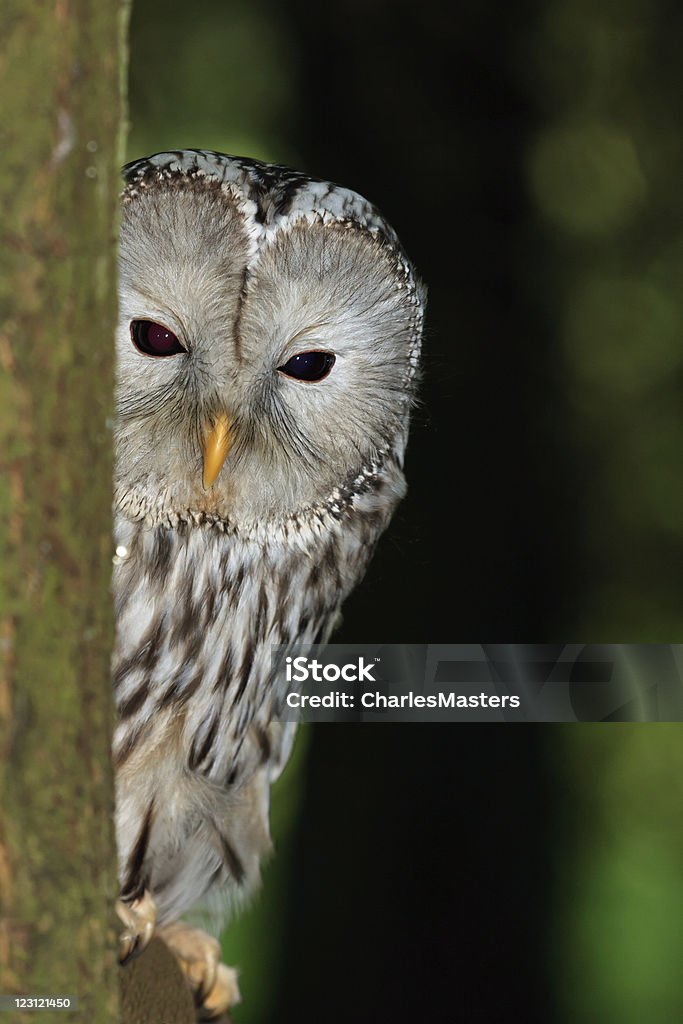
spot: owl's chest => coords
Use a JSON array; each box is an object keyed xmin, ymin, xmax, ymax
[{"xmin": 111, "ymin": 516, "xmax": 336, "ymax": 762}]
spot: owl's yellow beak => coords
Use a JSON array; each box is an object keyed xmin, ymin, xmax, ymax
[{"xmin": 202, "ymin": 412, "xmax": 233, "ymax": 489}]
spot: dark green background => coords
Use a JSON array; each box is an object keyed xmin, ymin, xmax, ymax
[{"xmin": 128, "ymin": 2, "xmax": 683, "ymax": 1021}]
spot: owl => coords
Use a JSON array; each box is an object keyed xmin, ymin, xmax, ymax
[{"xmin": 113, "ymin": 149, "xmax": 424, "ymax": 1019}]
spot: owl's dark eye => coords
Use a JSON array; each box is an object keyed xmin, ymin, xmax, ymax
[
  {"xmin": 278, "ymin": 351, "xmax": 335, "ymax": 382},
  {"xmin": 130, "ymin": 320, "xmax": 185, "ymax": 357}
]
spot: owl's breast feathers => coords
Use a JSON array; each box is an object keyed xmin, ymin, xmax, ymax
[{"xmin": 111, "ymin": 465, "xmax": 401, "ymax": 924}]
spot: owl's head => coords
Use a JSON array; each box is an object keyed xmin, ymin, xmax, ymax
[{"xmin": 116, "ymin": 151, "xmax": 424, "ymax": 535}]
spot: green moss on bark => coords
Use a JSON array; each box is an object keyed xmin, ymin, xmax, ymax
[{"xmin": 0, "ymin": 2, "xmax": 130, "ymax": 1020}]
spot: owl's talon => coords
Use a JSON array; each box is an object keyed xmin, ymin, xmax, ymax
[
  {"xmin": 158, "ymin": 921, "xmax": 241, "ymax": 1020},
  {"xmin": 116, "ymin": 889, "xmax": 157, "ymax": 965},
  {"xmin": 200, "ymin": 963, "xmax": 241, "ymax": 1021}
]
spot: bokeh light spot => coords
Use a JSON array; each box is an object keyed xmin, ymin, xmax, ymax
[
  {"xmin": 529, "ymin": 122, "xmax": 646, "ymax": 235},
  {"xmin": 563, "ymin": 277, "xmax": 680, "ymax": 395}
]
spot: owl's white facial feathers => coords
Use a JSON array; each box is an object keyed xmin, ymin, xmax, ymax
[{"xmin": 116, "ymin": 153, "xmax": 424, "ymax": 532}]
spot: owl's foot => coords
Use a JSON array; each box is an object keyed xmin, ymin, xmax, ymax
[
  {"xmin": 116, "ymin": 889, "xmax": 157, "ymax": 964},
  {"xmin": 158, "ymin": 921, "xmax": 241, "ymax": 1021}
]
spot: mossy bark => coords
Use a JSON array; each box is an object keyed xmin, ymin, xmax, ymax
[{"xmin": 0, "ymin": 2, "xmax": 130, "ymax": 1020}]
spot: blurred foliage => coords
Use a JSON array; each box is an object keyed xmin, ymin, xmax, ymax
[
  {"xmin": 553, "ymin": 725, "xmax": 683, "ymax": 1023},
  {"xmin": 530, "ymin": 5, "xmax": 683, "ymax": 1017},
  {"xmin": 127, "ymin": 0, "xmax": 299, "ymax": 165},
  {"xmin": 526, "ymin": 0, "xmax": 683, "ymax": 637}
]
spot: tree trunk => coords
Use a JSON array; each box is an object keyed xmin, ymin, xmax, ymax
[{"xmin": 0, "ymin": 2, "xmax": 130, "ymax": 1020}]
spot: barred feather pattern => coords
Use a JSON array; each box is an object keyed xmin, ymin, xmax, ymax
[{"xmin": 113, "ymin": 458, "xmax": 405, "ymax": 925}]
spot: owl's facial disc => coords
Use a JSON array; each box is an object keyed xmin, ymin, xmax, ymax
[
  {"xmin": 117, "ymin": 164, "xmax": 424, "ymax": 528},
  {"xmin": 202, "ymin": 412, "xmax": 233, "ymax": 489}
]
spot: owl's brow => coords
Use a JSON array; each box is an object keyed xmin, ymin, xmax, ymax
[
  {"xmin": 287, "ymin": 321, "xmax": 333, "ymax": 346},
  {"xmin": 127, "ymin": 284, "xmax": 191, "ymax": 342},
  {"xmin": 131, "ymin": 283, "xmax": 165, "ymax": 306}
]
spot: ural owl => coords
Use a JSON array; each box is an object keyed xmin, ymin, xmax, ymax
[{"xmin": 113, "ymin": 150, "xmax": 424, "ymax": 1018}]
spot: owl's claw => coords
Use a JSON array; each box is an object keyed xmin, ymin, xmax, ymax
[
  {"xmin": 158, "ymin": 921, "xmax": 241, "ymax": 1021},
  {"xmin": 116, "ymin": 889, "xmax": 157, "ymax": 964}
]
